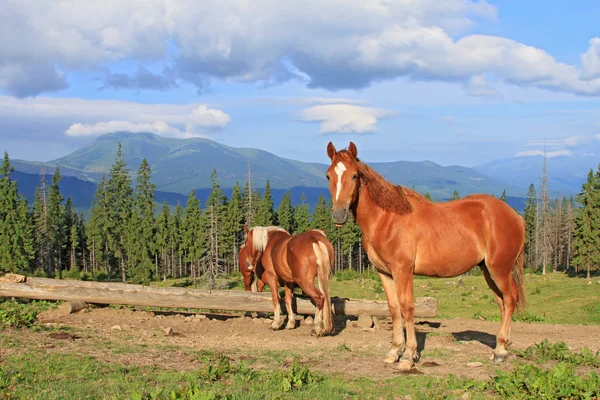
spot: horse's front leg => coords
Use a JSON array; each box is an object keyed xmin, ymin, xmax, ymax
[
  {"xmin": 378, "ymin": 272, "xmax": 405, "ymax": 363},
  {"xmin": 267, "ymin": 274, "xmax": 285, "ymax": 330},
  {"xmin": 284, "ymin": 282, "xmax": 296, "ymax": 329},
  {"xmin": 393, "ymin": 268, "xmax": 419, "ymax": 370}
]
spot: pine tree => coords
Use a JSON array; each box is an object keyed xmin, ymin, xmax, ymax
[
  {"xmin": 524, "ymin": 183, "xmax": 537, "ymax": 270},
  {"xmin": 450, "ymin": 190, "xmax": 460, "ymax": 200},
  {"xmin": 129, "ymin": 159, "xmax": 156, "ymax": 283},
  {"xmin": 500, "ymin": 189, "xmax": 507, "ymax": 202},
  {"xmin": 563, "ymin": 196, "xmax": 575, "ymax": 272},
  {"xmin": 311, "ymin": 195, "xmax": 329, "ymax": 231},
  {"xmin": 341, "ymin": 220, "xmax": 362, "ymax": 271},
  {"xmin": 573, "ymin": 169, "xmax": 600, "ymax": 280},
  {"xmin": 64, "ymin": 197, "xmax": 79, "ymax": 273},
  {"xmin": 293, "ymin": 193, "xmax": 311, "ymax": 234},
  {"xmin": 276, "ymin": 190, "xmax": 294, "ymax": 232},
  {"xmin": 47, "ymin": 168, "xmax": 65, "ymax": 277},
  {"xmin": 107, "ymin": 143, "xmax": 133, "ymax": 282},
  {"xmin": 167, "ymin": 203, "xmax": 180, "ymax": 278},
  {"xmin": 242, "ymin": 161, "xmax": 259, "ymax": 227},
  {"xmin": 255, "ymin": 180, "xmax": 276, "ymax": 226},
  {"xmin": 0, "ymin": 152, "xmax": 34, "ymax": 273},
  {"xmin": 424, "ymin": 192, "xmax": 433, "ymax": 201}
]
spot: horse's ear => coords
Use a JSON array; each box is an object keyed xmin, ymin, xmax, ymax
[
  {"xmin": 327, "ymin": 142, "xmax": 336, "ymax": 160},
  {"xmin": 243, "ymin": 224, "xmax": 248, "ymax": 234},
  {"xmin": 348, "ymin": 142, "xmax": 358, "ymax": 159}
]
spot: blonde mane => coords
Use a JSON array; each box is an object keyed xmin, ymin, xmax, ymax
[
  {"xmin": 311, "ymin": 229, "xmax": 327, "ymax": 237},
  {"xmin": 250, "ymin": 226, "xmax": 287, "ymax": 252}
]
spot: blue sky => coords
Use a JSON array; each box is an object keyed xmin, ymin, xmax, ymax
[{"xmin": 1, "ymin": 0, "xmax": 600, "ymax": 167}]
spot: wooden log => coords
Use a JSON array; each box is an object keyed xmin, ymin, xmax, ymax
[
  {"xmin": 0, "ymin": 277, "xmax": 438, "ymax": 317},
  {"xmin": 56, "ymin": 300, "xmax": 88, "ymax": 315}
]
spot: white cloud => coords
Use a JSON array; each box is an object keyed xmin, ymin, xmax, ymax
[
  {"xmin": 297, "ymin": 104, "xmax": 394, "ymax": 134},
  {"xmin": 0, "ymin": 96, "xmax": 230, "ymax": 138},
  {"xmin": 2, "ymin": 1, "xmax": 600, "ymax": 97},
  {"xmin": 464, "ymin": 75, "xmax": 502, "ymax": 98},
  {"xmin": 582, "ymin": 38, "xmax": 600, "ymax": 80},
  {"xmin": 514, "ymin": 149, "xmax": 572, "ymax": 158},
  {"xmin": 563, "ymin": 135, "xmax": 592, "ymax": 148},
  {"xmin": 65, "ymin": 121, "xmax": 197, "ymax": 138}
]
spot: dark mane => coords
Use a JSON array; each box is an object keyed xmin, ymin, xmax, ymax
[{"xmin": 338, "ymin": 150, "xmax": 417, "ymax": 215}]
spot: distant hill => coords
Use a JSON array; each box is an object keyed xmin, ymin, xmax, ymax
[
  {"xmin": 474, "ymin": 144, "xmax": 600, "ymax": 197},
  {"xmin": 12, "ymin": 132, "xmax": 524, "ymax": 200}
]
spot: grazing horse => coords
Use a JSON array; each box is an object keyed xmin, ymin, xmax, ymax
[
  {"xmin": 325, "ymin": 142, "xmax": 526, "ymax": 370},
  {"xmin": 239, "ymin": 244, "xmax": 266, "ymax": 292},
  {"xmin": 243, "ymin": 226, "xmax": 334, "ymax": 336}
]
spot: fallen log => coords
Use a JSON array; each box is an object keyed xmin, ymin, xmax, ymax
[
  {"xmin": 56, "ymin": 300, "xmax": 88, "ymax": 315},
  {"xmin": 0, "ymin": 277, "xmax": 438, "ymax": 317}
]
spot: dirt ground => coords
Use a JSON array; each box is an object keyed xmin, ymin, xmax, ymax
[{"xmin": 5, "ymin": 306, "xmax": 600, "ymax": 381}]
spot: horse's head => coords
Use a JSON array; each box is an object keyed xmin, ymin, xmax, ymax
[
  {"xmin": 326, "ymin": 141, "xmax": 361, "ymax": 226},
  {"xmin": 243, "ymin": 224, "xmax": 262, "ymax": 269}
]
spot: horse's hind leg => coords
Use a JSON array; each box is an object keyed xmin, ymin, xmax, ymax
[
  {"xmin": 284, "ymin": 282, "xmax": 297, "ymax": 330},
  {"xmin": 266, "ymin": 273, "xmax": 285, "ymax": 330},
  {"xmin": 481, "ymin": 263, "xmax": 518, "ymax": 363},
  {"xmin": 296, "ymin": 279, "xmax": 325, "ymax": 336}
]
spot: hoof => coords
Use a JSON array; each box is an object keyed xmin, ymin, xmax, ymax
[
  {"xmin": 492, "ymin": 353, "xmax": 507, "ymax": 364},
  {"xmin": 383, "ymin": 352, "xmax": 400, "ymax": 364},
  {"xmin": 285, "ymin": 322, "xmax": 296, "ymax": 330},
  {"xmin": 310, "ymin": 328, "xmax": 325, "ymax": 337},
  {"xmin": 397, "ymin": 359, "xmax": 414, "ymax": 371},
  {"xmin": 270, "ymin": 322, "xmax": 282, "ymax": 331}
]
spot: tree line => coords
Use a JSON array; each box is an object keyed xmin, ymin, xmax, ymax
[{"xmin": 1, "ymin": 147, "xmax": 599, "ymax": 283}]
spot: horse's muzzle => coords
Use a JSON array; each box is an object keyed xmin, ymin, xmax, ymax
[{"xmin": 332, "ymin": 208, "xmax": 349, "ymax": 226}]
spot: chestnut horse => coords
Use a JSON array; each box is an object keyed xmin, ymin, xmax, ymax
[
  {"xmin": 326, "ymin": 142, "xmax": 526, "ymax": 370},
  {"xmin": 239, "ymin": 244, "xmax": 266, "ymax": 292},
  {"xmin": 243, "ymin": 226, "xmax": 334, "ymax": 336}
]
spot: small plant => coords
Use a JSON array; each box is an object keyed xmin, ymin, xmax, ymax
[
  {"xmin": 491, "ymin": 362, "xmax": 600, "ymax": 399},
  {"xmin": 531, "ymin": 287, "xmax": 541, "ymax": 295},
  {"xmin": 518, "ymin": 339, "xmax": 600, "ymax": 367},
  {"xmin": 514, "ymin": 312, "xmax": 544, "ymax": 323},
  {"xmin": 336, "ymin": 343, "xmax": 351, "ymax": 352},
  {"xmin": 0, "ymin": 300, "xmax": 55, "ymax": 328},
  {"xmin": 334, "ymin": 269, "xmax": 362, "ymax": 281},
  {"xmin": 278, "ymin": 361, "xmax": 321, "ymax": 392}
]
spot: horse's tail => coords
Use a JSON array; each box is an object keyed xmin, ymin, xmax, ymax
[
  {"xmin": 313, "ymin": 240, "xmax": 333, "ymax": 335},
  {"xmin": 512, "ymin": 246, "xmax": 526, "ymax": 314},
  {"xmin": 250, "ymin": 272, "xmax": 258, "ymax": 292}
]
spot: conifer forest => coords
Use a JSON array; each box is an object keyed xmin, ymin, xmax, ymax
[{"xmin": 1, "ymin": 145, "xmax": 599, "ymax": 285}]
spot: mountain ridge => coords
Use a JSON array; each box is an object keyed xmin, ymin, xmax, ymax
[{"xmin": 12, "ymin": 131, "xmax": 525, "ymax": 199}]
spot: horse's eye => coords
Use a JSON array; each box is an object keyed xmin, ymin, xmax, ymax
[
  {"xmin": 326, "ymin": 174, "xmax": 330, "ymax": 180},
  {"xmin": 352, "ymin": 174, "xmax": 358, "ymax": 180}
]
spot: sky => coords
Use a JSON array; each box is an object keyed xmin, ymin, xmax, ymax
[{"xmin": 1, "ymin": 0, "xmax": 600, "ymax": 167}]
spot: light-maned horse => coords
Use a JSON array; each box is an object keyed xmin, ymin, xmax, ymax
[
  {"xmin": 239, "ymin": 244, "xmax": 266, "ymax": 292},
  {"xmin": 325, "ymin": 142, "xmax": 526, "ymax": 370},
  {"xmin": 243, "ymin": 226, "xmax": 334, "ymax": 336}
]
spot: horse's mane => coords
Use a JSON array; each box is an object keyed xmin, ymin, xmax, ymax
[
  {"xmin": 311, "ymin": 229, "xmax": 327, "ymax": 237},
  {"xmin": 338, "ymin": 150, "xmax": 431, "ymax": 215},
  {"xmin": 250, "ymin": 226, "xmax": 287, "ymax": 252}
]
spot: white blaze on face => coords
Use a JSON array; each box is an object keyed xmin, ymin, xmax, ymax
[{"xmin": 334, "ymin": 161, "xmax": 347, "ymax": 201}]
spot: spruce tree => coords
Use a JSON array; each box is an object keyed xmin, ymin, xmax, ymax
[
  {"xmin": 223, "ymin": 182, "xmax": 244, "ymax": 271},
  {"xmin": 500, "ymin": 189, "xmax": 507, "ymax": 202},
  {"xmin": 107, "ymin": 143, "xmax": 133, "ymax": 282},
  {"xmin": 181, "ymin": 191, "xmax": 204, "ymax": 285},
  {"xmin": 129, "ymin": 159, "xmax": 156, "ymax": 283},
  {"xmin": 524, "ymin": 183, "xmax": 538, "ymax": 270},
  {"xmin": 424, "ymin": 192, "xmax": 433, "ymax": 201},
  {"xmin": 32, "ymin": 170, "xmax": 51, "ymax": 274},
  {"xmin": 311, "ymin": 195, "xmax": 329, "ymax": 231},
  {"xmin": 276, "ymin": 190, "xmax": 294, "ymax": 232},
  {"xmin": 0, "ymin": 152, "xmax": 34, "ymax": 273},
  {"xmin": 293, "ymin": 193, "xmax": 311, "ymax": 234},
  {"xmin": 155, "ymin": 200, "xmax": 171, "ymax": 279},
  {"xmin": 573, "ymin": 169, "xmax": 600, "ymax": 279},
  {"xmin": 174, "ymin": 203, "xmax": 184, "ymax": 276},
  {"xmin": 47, "ymin": 168, "xmax": 65, "ymax": 277},
  {"xmin": 255, "ymin": 180, "xmax": 276, "ymax": 226},
  {"xmin": 450, "ymin": 190, "xmax": 460, "ymax": 201},
  {"xmin": 87, "ymin": 176, "xmax": 112, "ymax": 277}
]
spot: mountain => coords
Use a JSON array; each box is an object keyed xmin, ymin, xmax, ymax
[
  {"xmin": 12, "ymin": 132, "xmax": 523, "ymax": 200},
  {"xmin": 474, "ymin": 142, "xmax": 600, "ymax": 197}
]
